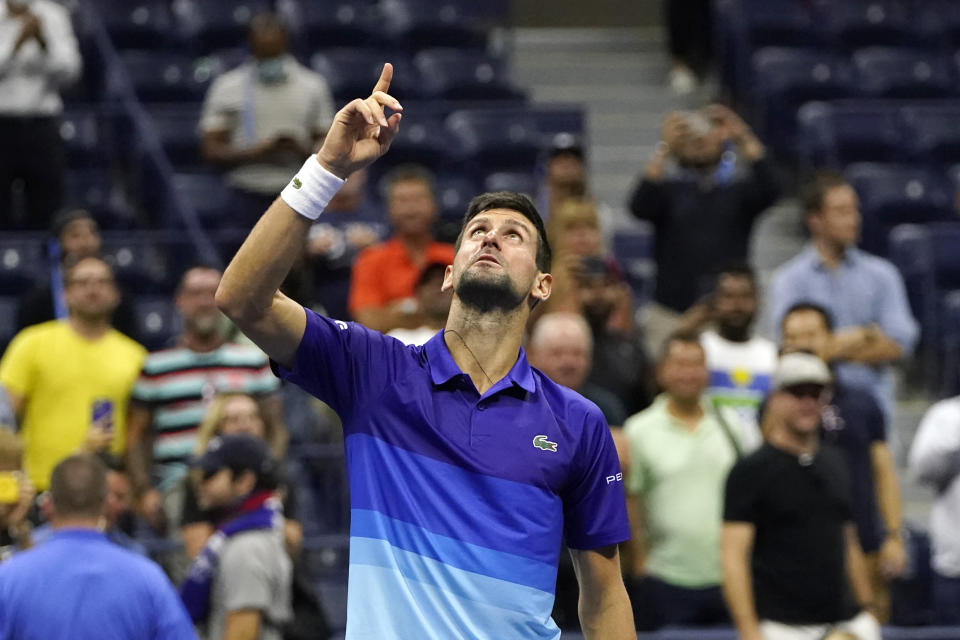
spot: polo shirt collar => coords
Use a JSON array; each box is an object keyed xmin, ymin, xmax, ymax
[
  {"xmin": 802, "ymin": 243, "xmax": 861, "ymax": 270},
  {"xmin": 423, "ymin": 330, "xmax": 537, "ymax": 394}
]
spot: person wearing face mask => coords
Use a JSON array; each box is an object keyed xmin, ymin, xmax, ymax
[
  {"xmin": 0, "ymin": 0, "xmax": 81, "ymax": 230},
  {"xmin": 627, "ymin": 105, "xmax": 780, "ymax": 356},
  {"xmin": 125, "ymin": 266, "xmax": 285, "ymax": 534},
  {"xmin": 200, "ymin": 12, "xmax": 334, "ymax": 226}
]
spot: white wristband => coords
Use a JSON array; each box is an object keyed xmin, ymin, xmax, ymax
[{"xmin": 280, "ymin": 156, "xmax": 345, "ymax": 220}]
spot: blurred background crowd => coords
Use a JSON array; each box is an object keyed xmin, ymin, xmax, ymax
[{"xmin": 2, "ymin": 0, "xmax": 960, "ymax": 638}]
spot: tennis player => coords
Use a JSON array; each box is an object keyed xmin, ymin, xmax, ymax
[{"xmin": 216, "ymin": 63, "xmax": 634, "ymax": 639}]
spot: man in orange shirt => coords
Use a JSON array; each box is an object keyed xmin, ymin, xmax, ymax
[{"xmin": 348, "ymin": 164, "xmax": 454, "ymax": 332}]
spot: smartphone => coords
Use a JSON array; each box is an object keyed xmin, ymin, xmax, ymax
[
  {"xmin": 91, "ymin": 398, "xmax": 114, "ymax": 433},
  {"xmin": 0, "ymin": 471, "xmax": 19, "ymax": 504}
]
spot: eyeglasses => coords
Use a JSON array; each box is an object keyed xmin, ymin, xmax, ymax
[{"xmin": 783, "ymin": 384, "xmax": 827, "ymax": 400}]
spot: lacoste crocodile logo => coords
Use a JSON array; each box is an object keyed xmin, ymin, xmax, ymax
[
  {"xmin": 292, "ymin": 177, "xmax": 303, "ymax": 189},
  {"xmin": 532, "ymin": 435, "xmax": 557, "ymax": 452}
]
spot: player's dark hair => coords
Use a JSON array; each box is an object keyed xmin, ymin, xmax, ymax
[
  {"xmin": 782, "ymin": 302, "xmax": 835, "ymax": 332},
  {"xmin": 455, "ymin": 192, "xmax": 552, "ymax": 273}
]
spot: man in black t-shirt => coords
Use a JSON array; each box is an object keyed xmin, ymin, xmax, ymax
[{"xmin": 721, "ymin": 353, "xmax": 880, "ymax": 640}]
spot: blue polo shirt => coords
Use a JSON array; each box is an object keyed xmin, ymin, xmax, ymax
[
  {"xmin": 275, "ymin": 310, "xmax": 630, "ymax": 639},
  {"xmin": 0, "ymin": 528, "xmax": 196, "ymax": 639}
]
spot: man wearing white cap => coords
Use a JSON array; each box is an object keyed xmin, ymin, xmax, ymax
[{"xmin": 720, "ymin": 352, "xmax": 880, "ymax": 640}]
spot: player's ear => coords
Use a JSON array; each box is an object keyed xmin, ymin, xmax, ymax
[
  {"xmin": 440, "ymin": 265, "xmax": 454, "ymax": 292},
  {"xmin": 529, "ymin": 272, "xmax": 552, "ymax": 307}
]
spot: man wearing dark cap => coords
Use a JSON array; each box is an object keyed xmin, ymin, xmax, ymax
[
  {"xmin": 16, "ymin": 208, "xmax": 137, "ymax": 338},
  {"xmin": 181, "ymin": 434, "xmax": 292, "ymax": 640},
  {"xmin": 0, "ymin": 454, "xmax": 196, "ymax": 639},
  {"xmin": 721, "ymin": 353, "xmax": 880, "ymax": 640}
]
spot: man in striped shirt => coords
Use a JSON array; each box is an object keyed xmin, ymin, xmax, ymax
[{"xmin": 125, "ymin": 266, "xmax": 282, "ymax": 530}]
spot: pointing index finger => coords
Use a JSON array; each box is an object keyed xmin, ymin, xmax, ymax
[{"xmin": 372, "ymin": 62, "xmax": 393, "ymax": 95}]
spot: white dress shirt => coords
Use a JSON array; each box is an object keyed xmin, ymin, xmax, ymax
[{"xmin": 0, "ymin": 0, "xmax": 81, "ymax": 116}]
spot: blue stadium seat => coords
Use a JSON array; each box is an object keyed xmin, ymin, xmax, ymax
[
  {"xmin": 373, "ymin": 114, "xmax": 462, "ymax": 174},
  {"xmin": 120, "ymin": 51, "xmax": 214, "ymax": 103},
  {"xmin": 0, "ymin": 240, "xmax": 44, "ymax": 296},
  {"xmin": 60, "ymin": 108, "xmax": 108, "ymax": 167},
  {"xmin": 750, "ymin": 48, "xmax": 854, "ymax": 152},
  {"xmin": 146, "ymin": 105, "xmax": 203, "ymax": 169},
  {"xmin": 739, "ymin": 0, "xmax": 823, "ymax": 48},
  {"xmin": 917, "ymin": 0, "xmax": 960, "ymax": 48},
  {"xmin": 286, "ymin": 0, "xmax": 380, "ymax": 51},
  {"xmin": 483, "ymin": 172, "xmax": 537, "ymax": 197},
  {"xmin": 434, "ymin": 173, "xmax": 479, "ymax": 220},
  {"xmin": 0, "ymin": 297, "xmax": 19, "ymax": 352},
  {"xmin": 853, "ymin": 48, "xmax": 955, "ymax": 98},
  {"xmin": 445, "ymin": 108, "xmax": 541, "ymax": 172},
  {"xmin": 906, "ymin": 107, "xmax": 960, "ymax": 164},
  {"xmin": 414, "ymin": 49, "xmax": 523, "ymax": 101},
  {"xmin": 101, "ymin": 237, "xmax": 174, "ymax": 295},
  {"xmin": 64, "ymin": 170, "xmax": 138, "ymax": 231},
  {"xmin": 381, "ymin": 0, "xmax": 494, "ymax": 50},
  {"xmin": 96, "ymin": 0, "xmax": 175, "ymax": 50},
  {"xmin": 846, "ymin": 164, "xmax": 954, "ymax": 255},
  {"xmin": 176, "ymin": 0, "xmax": 272, "ymax": 54},
  {"xmin": 941, "ymin": 290, "xmax": 960, "ymax": 396},
  {"xmin": 796, "ymin": 101, "xmax": 904, "ymax": 166},
  {"xmin": 132, "ymin": 296, "xmax": 179, "ymax": 351},
  {"xmin": 309, "ymin": 49, "xmax": 419, "ymax": 104},
  {"xmin": 820, "ymin": 0, "xmax": 914, "ymax": 50},
  {"xmin": 524, "ymin": 106, "xmax": 586, "ymax": 140},
  {"xmin": 171, "ymin": 173, "xmax": 231, "ymax": 230}
]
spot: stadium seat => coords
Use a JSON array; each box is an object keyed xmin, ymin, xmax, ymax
[
  {"xmin": 917, "ymin": 0, "xmax": 960, "ymax": 48},
  {"xmin": 171, "ymin": 173, "xmax": 232, "ymax": 230},
  {"xmin": 132, "ymin": 296, "xmax": 179, "ymax": 351},
  {"xmin": 285, "ymin": 0, "xmax": 380, "ymax": 51},
  {"xmin": 525, "ymin": 106, "xmax": 586, "ymax": 140},
  {"xmin": 750, "ymin": 47, "xmax": 854, "ymax": 152},
  {"xmin": 120, "ymin": 51, "xmax": 214, "ymax": 103},
  {"xmin": 175, "ymin": 0, "xmax": 272, "ymax": 54},
  {"xmin": 796, "ymin": 101, "xmax": 904, "ymax": 166},
  {"xmin": 146, "ymin": 105, "xmax": 203, "ymax": 169},
  {"xmin": 483, "ymin": 171, "xmax": 537, "ymax": 197},
  {"xmin": 0, "ymin": 239, "xmax": 45, "ymax": 296},
  {"xmin": 819, "ymin": 0, "xmax": 914, "ymax": 50},
  {"xmin": 96, "ymin": 0, "xmax": 175, "ymax": 50},
  {"xmin": 941, "ymin": 290, "xmax": 960, "ymax": 396},
  {"xmin": 445, "ymin": 108, "xmax": 541, "ymax": 172},
  {"xmin": 845, "ymin": 163, "xmax": 954, "ymax": 255},
  {"xmin": 414, "ymin": 49, "xmax": 523, "ymax": 101},
  {"xmin": 309, "ymin": 49, "xmax": 419, "ymax": 104},
  {"xmin": 381, "ymin": 0, "xmax": 494, "ymax": 50},
  {"xmin": 738, "ymin": 0, "xmax": 823, "ymax": 48},
  {"xmin": 0, "ymin": 297, "xmax": 19, "ymax": 352},
  {"xmin": 853, "ymin": 48, "xmax": 955, "ymax": 98},
  {"xmin": 101, "ymin": 237, "xmax": 174, "ymax": 295},
  {"xmin": 60, "ymin": 108, "xmax": 108, "ymax": 168},
  {"xmin": 373, "ymin": 113, "xmax": 463, "ymax": 174},
  {"xmin": 64, "ymin": 170, "xmax": 138, "ymax": 231},
  {"xmin": 906, "ymin": 107, "xmax": 960, "ymax": 164},
  {"xmin": 434, "ymin": 173, "xmax": 479, "ymax": 220}
]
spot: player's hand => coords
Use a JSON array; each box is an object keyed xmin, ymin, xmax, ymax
[{"xmin": 317, "ymin": 63, "xmax": 402, "ymax": 179}]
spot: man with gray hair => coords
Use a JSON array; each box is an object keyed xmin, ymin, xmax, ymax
[
  {"xmin": 0, "ymin": 454, "xmax": 196, "ymax": 639},
  {"xmin": 528, "ymin": 312, "xmax": 627, "ymax": 426}
]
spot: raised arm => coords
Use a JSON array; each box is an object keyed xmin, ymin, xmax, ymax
[{"xmin": 215, "ymin": 65, "xmax": 402, "ymax": 367}]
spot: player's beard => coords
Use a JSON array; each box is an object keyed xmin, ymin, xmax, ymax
[{"xmin": 455, "ymin": 270, "xmax": 526, "ymax": 314}]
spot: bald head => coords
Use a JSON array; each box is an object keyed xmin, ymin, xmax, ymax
[
  {"xmin": 529, "ymin": 313, "xmax": 593, "ymax": 390},
  {"xmin": 50, "ymin": 454, "xmax": 107, "ymax": 521}
]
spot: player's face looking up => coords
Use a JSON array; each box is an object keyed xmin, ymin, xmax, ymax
[{"xmin": 445, "ymin": 209, "xmax": 547, "ymax": 314}]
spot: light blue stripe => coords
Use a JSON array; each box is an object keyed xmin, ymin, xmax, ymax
[
  {"xmin": 351, "ymin": 508, "xmax": 557, "ymax": 592},
  {"xmin": 347, "ymin": 538, "xmax": 560, "ymax": 640}
]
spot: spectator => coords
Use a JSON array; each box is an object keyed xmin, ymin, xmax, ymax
[
  {"xmin": 768, "ymin": 170, "xmax": 919, "ymax": 421},
  {"xmin": 180, "ymin": 392, "xmax": 298, "ymax": 561},
  {"xmin": 387, "ymin": 261, "xmax": 453, "ymax": 346},
  {"xmin": 0, "ymin": 454, "xmax": 197, "ymax": 639},
  {"xmin": 907, "ymin": 393, "xmax": 960, "ymax": 624},
  {"xmin": 347, "ymin": 164, "xmax": 455, "ymax": 332},
  {"xmin": 577, "ymin": 256, "xmax": 655, "ymax": 415},
  {"xmin": 541, "ymin": 198, "xmax": 612, "ymax": 316},
  {"xmin": 529, "ymin": 312, "xmax": 627, "ymax": 426},
  {"xmin": 722, "ymin": 352, "xmax": 880, "ymax": 640},
  {"xmin": 623, "ymin": 332, "xmax": 751, "ymax": 630},
  {"xmin": 678, "ymin": 262, "xmax": 777, "ymax": 434},
  {"xmin": 180, "ymin": 434, "xmax": 292, "ymax": 640},
  {"xmin": 34, "ymin": 454, "xmax": 148, "ymax": 556},
  {"xmin": 200, "ymin": 12, "xmax": 334, "ymax": 225},
  {"xmin": 0, "ymin": 429, "xmax": 34, "ymax": 560},
  {"xmin": 0, "ymin": 0, "xmax": 81, "ymax": 230},
  {"xmin": 782, "ymin": 303, "xmax": 905, "ymax": 623},
  {"xmin": 664, "ymin": 0, "xmax": 712, "ymax": 94},
  {"xmin": 628, "ymin": 105, "xmax": 779, "ymax": 354},
  {"xmin": 126, "ymin": 266, "xmax": 283, "ymax": 531},
  {"xmin": 0, "ymin": 255, "xmax": 146, "ymax": 491},
  {"xmin": 307, "ymin": 169, "xmax": 386, "ymax": 319},
  {"xmin": 17, "ymin": 208, "xmax": 138, "ymax": 338}
]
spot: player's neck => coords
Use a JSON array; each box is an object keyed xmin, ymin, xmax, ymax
[{"xmin": 444, "ymin": 305, "xmax": 526, "ymax": 395}]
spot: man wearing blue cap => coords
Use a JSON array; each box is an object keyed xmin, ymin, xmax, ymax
[{"xmin": 181, "ymin": 434, "xmax": 292, "ymax": 640}]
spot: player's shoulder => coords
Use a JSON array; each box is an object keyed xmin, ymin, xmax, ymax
[{"xmin": 532, "ymin": 369, "xmax": 606, "ymax": 429}]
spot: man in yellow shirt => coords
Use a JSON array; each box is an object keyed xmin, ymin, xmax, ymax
[{"xmin": 0, "ymin": 256, "xmax": 145, "ymax": 490}]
